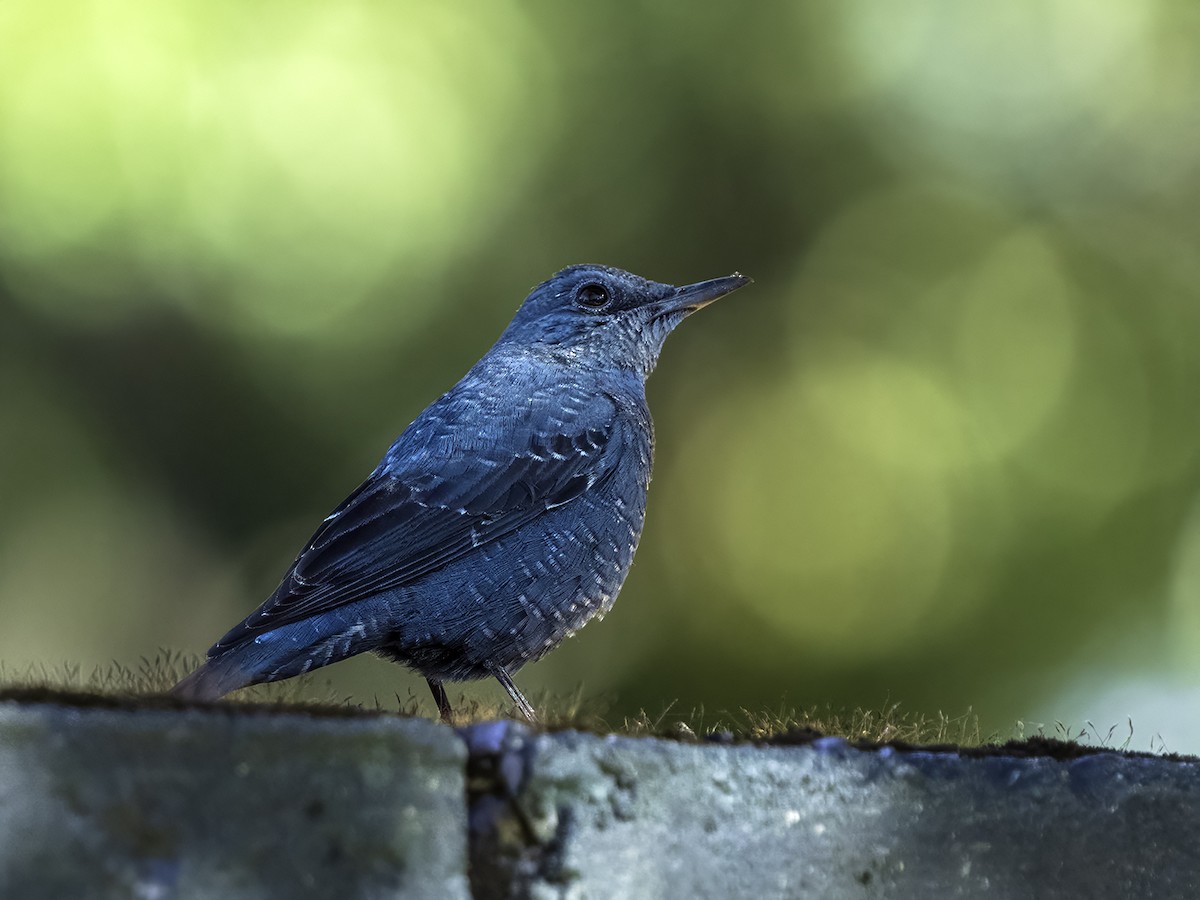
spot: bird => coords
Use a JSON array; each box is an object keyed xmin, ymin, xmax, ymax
[{"xmin": 172, "ymin": 264, "xmax": 750, "ymax": 721}]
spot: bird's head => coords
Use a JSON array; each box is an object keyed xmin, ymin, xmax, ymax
[{"xmin": 496, "ymin": 264, "xmax": 750, "ymax": 378}]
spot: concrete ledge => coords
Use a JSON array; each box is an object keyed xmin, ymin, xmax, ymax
[
  {"xmin": 0, "ymin": 701, "xmax": 469, "ymax": 899},
  {"xmin": 3, "ymin": 696, "xmax": 1200, "ymax": 899},
  {"xmin": 463, "ymin": 723, "xmax": 1200, "ymax": 899}
]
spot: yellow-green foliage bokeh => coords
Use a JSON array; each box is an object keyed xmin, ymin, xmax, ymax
[{"xmin": 1, "ymin": 0, "xmax": 1198, "ymax": 746}]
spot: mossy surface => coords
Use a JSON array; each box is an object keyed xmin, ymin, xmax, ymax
[{"xmin": 0, "ymin": 652, "xmax": 1190, "ymax": 760}]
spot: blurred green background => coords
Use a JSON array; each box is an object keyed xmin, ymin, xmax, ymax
[{"xmin": 2, "ymin": 1, "xmax": 1199, "ymax": 748}]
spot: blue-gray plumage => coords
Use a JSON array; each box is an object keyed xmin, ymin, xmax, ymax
[{"xmin": 173, "ymin": 265, "xmax": 750, "ymax": 720}]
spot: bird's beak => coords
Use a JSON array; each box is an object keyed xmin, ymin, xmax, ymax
[{"xmin": 663, "ymin": 273, "xmax": 752, "ymax": 315}]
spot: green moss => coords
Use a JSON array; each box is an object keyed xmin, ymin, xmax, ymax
[
  {"xmin": 0, "ymin": 654, "xmax": 980, "ymax": 741},
  {"xmin": 0, "ymin": 650, "xmax": 417, "ymax": 718},
  {"xmin": 0, "ymin": 654, "xmax": 1172, "ymax": 758}
]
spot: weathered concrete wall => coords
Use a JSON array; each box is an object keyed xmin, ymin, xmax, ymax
[
  {"xmin": 466, "ymin": 723, "xmax": 1200, "ymax": 899},
  {"xmin": 2, "ymin": 699, "xmax": 1199, "ymax": 899},
  {"xmin": 0, "ymin": 702, "xmax": 469, "ymax": 899}
]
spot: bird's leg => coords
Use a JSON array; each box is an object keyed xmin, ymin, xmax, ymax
[
  {"xmin": 427, "ymin": 678, "xmax": 453, "ymax": 723},
  {"xmin": 490, "ymin": 665, "xmax": 536, "ymax": 722}
]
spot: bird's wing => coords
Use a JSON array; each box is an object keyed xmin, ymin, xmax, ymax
[{"xmin": 211, "ymin": 396, "xmax": 624, "ymax": 652}]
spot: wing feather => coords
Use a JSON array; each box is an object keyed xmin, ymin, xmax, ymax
[{"xmin": 211, "ymin": 398, "xmax": 622, "ymax": 652}]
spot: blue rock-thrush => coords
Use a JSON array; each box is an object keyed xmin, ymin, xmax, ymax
[{"xmin": 173, "ymin": 265, "xmax": 750, "ymax": 720}]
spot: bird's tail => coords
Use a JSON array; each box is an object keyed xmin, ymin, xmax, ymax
[
  {"xmin": 171, "ymin": 653, "xmax": 256, "ymax": 702},
  {"xmin": 172, "ymin": 614, "xmax": 373, "ymax": 702}
]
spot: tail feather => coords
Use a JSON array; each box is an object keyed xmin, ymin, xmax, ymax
[
  {"xmin": 171, "ymin": 654, "xmax": 256, "ymax": 702},
  {"xmin": 172, "ymin": 613, "xmax": 372, "ymax": 701}
]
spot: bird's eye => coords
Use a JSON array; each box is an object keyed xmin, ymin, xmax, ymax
[{"xmin": 576, "ymin": 283, "xmax": 611, "ymax": 310}]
